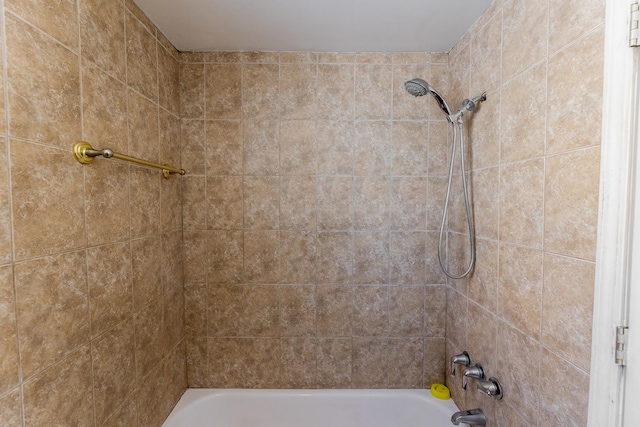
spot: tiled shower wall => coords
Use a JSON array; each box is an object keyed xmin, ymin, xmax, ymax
[
  {"xmin": 444, "ymin": 0, "xmax": 605, "ymax": 426},
  {"xmin": 0, "ymin": 1, "xmax": 186, "ymax": 426},
  {"xmin": 180, "ymin": 51, "xmax": 453, "ymax": 388}
]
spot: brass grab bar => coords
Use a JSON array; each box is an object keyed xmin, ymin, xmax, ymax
[{"xmin": 73, "ymin": 141, "xmax": 186, "ymax": 179}]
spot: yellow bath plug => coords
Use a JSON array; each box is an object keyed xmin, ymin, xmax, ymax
[{"xmin": 430, "ymin": 383, "xmax": 451, "ymax": 400}]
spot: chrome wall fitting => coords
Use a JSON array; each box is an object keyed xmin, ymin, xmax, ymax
[
  {"xmin": 477, "ymin": 377, "xmax": 503, "ymax": 400},
  {"xmin": 462, "ymin": 363, "xmax": 485, "ymax": 390},
  {"xmin": 450, "ymin": 351, "xmax": 471, "ymax": 377}
]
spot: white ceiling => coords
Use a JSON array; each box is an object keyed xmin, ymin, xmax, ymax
[{"xmin": 133, "ymin": 0, "xmax": 494, "ymax": 53}]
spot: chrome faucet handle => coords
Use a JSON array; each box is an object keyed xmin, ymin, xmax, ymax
[
  {"xmin": 477, "ymin": 377, "xmax": 503, "ymax": 400},
  {"xmin": 462, "ymin": 363, "xmax": 485, "ymax": 390},
  {"xmin": 450, "ymin": 351, "xmax": 471, "ymax": 377}
]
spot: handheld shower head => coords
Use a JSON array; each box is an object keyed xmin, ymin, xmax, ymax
[{"xmin": 404, "ymin": 78, "xmax": 453, "ymax": 116}]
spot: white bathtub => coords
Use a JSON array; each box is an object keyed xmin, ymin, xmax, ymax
[{"xmin": 162, "ymin": 389, "xmax": 467, "ymax": 427}]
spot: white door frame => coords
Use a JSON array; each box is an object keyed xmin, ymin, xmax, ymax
[{"xmin": 588, "ymin": 0, "xmax": 638, "ymax": 426}]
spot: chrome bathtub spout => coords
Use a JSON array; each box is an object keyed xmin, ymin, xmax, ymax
[{"xmin": 451, "ymin": 408, "xmax": 486, "ymax": 426}]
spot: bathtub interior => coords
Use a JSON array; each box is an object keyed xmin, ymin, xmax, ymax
[{"xmin": 162, "ymin": 389, "xmax": 467, "ymax": 427}]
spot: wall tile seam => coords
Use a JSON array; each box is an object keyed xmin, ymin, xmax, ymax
[
  {"xmin": 3, "ymin": 7, "xmax": 80, "ymax": 56},
  {"xmin": 543, "ymin": 143, "xmax": 602, "ymax": 160},
  {"xmin": 469, "ymin": 2, "xmax": 504, "ymax": 42},
  {"xmin": 124, "ymin": 3, "xmax": 156, "ymax": 39},
  {"xmin": 546, "ymin": 21, "xmax": 606, "ymax": 62}
]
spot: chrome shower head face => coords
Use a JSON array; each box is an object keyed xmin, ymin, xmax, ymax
[
  {"xmin": 404, "ymin": 78, "xmax": 430, "ymax": 97},
  {"xmin": 405, "ymin": 78, "xmax": 453, "ymax": 116}
]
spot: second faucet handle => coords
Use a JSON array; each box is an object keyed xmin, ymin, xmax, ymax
[
  {"xmin": 450, "ymin": 351, "xmax": 471, "ymax": 377},
  {"xmin": 462, "ymin": 363, "xmax": 485, "ymax": 390}
]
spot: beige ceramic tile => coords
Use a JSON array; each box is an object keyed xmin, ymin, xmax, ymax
[
  {"xmin": 498, "ymin": 243, "xmax": 543, "ymax": 340},
  {"xmin": 87, "ymin": 242, "xmax": 132, "ymax": 338},
  {"xmin": 125, "ymin": 11, "xmax": 157, "ymax": 101},
  {"xmin": 240, "ymin": 51, "xmax": 279, "ymax": 63},
  {"xmin": 243, "ymin": 230, "xmax": 279, "ymax": 283},
  {"xmin": 547, "ymin": 27, "xmax": 604, "ymax": 154},
  {"xmin": 542, "ymin": 254, "xmax": 595, "ymax": 371},
  {"xmin": 162, "ymin": 231, "xmax": 183, "ymax": 294},
  {"xmin": 355, "ymin": 65, "xmax": 392, "ymax": 120},
  {"xmin": 352, "ymin": 338, "xmax": 388, "ymax": 388},
  {"xmin": 317, "ymin": 177, "xmax": 353, "ymax": 230},
  {"xmin": 243, "ymin": 176, "xmax": 279, "ymax": 229},
  {"xmin": 423, "ymin": 337, "xmax": 445, "ymax": 387},
  {"xmin": 388, "ymin": 338, "xmax": 423, "ymax": 388},
  {"xmin": 356, "ymin": 53, "xmax": 391, "ymax": 64},
  {"xmin": 22, "ymin": 347, "xmax": 93, "ymax": 426},
  {"xmin": 206, "ymin": 120, "xmax": 243, "ymax": 175},
  {"xmin": 281, "ymin": 337, "xmax": 317, "ymax": 388},
  {"xmin": 389, "ymin": 286, "xmax": 423, "ymax": 336},
  {"xmin": 539, "ymin": 349, "xmax": 590, "ymax": 426},
  {"xmin": 502, "ymin": 0, "xmax": 548, "ymax": 81},
  {"xmin": 182, "ymin": 176, "xmax": 206, "ymax": 229},
  {"xmin": 354, "ymin": 121, "xmax": 392, "ymax": 175},
  {"xmin": 6, "ymin": 15, "xmax": 81, "ymax": 149},
  {"xmin": 470, "ymin": 12, "xmax": 502, "ymax": 94},
  {"xmin": 317, "ymin": 64, "xmax": 355, "ymax": 120},
  {"xmin": 125, "ymin": 0, "xmax": 156, "ymax": 33},
  {"xmin": 544, "ymin": 147, "xmax": 600, "ymax": 260},
  {"xmin": 353, "ymin": 232, "xmax": 389, "ymax": 284},
  {"xmin": 500, "ymin": 61, "xmax": 547, "ymax": 164},
  {"xmin": 206, "ymin": 230, "xmax": 244, "ymax": 284},
  {"xmin": 181, "ymin": 119, "xmax": 205, "ymax": 175},
  {"xmin": 158, "ymin": 45, "xmax": 181, "ymax": 115},
  {"xmin": 427, "ymin": 121, "xmax": 451, "ymax": 177},
  {"xmin": 134, "ymin": 298, "xmax": 164, "ymax": 380},
  {"xmin": 496, "ymin": 324, "xmax": 541, "ymax": 425},
  {"xmin": 131, "ymin": 236, "xmax": 161, "ymax": 310},
  {"xmin": 549, "ymin": 0, "xmax": 605, "ymax": 54},
  {"xmin": 208, "ymin": 338, "xmax": 244, "ymax": 387},
  {"xmin": 392, "ymin": 53, "xmax": 430, "ymax": 65},
  {"xmin": 101, "ymin": 397, "xmax": 138, "ymax": 427},
  {"xmin": 280, "ymin": 176, "xmax": 317, "ymax": 230},
  {"xmin": 0, "ymin": 388, "xmax": 21, "ymax": 427},
  {"xmin": 426, "ymin": 177, "xmax": 446, "ymax": 231},
  {"xmin": 318, "ymin": 53, "xmax": 356, "ymax": 63},
  {"xmin": 244, "ymin": 338, "xmax": 282, "ymax": 388},
  {"xmin": 279, "ymin": 231, "xmax": 317, "ymax": 284},
  {"xmin": 447, "ymin": 43, "xmax": 470, "ymax": 112},
  {"xmin": 280, "ymin": 120, "xmax": 316, "ymax": 175},
  {"xmin": 316, "ymin": 120, "xmax": 354, "ymax": 175},
  {"xmin": 243, "ymin": 120, "xmax": 280, "ymax": 175},
  {"xmin": 205, "ymin": 64, "xmax": 242, "ymax": 119},
  {"xmin": 80, "ymin": 0, "xmax": 125, "ymax": 80},
  {"xmin": 468, "ymin": 238, "xmax": 498, "ymax": 313},
  {"xmin": 280, "ymin": 52, "xmax": 318, "ymax": 63},
  {"xmin": 186, "ymin": 337, "xmax": 208, "ymax": 387},
  {"xmin": 91, "ymin": 320, "xmax": 136, "ymax": 423},
  {"xmin": 279, "ymin": 284, "xmax": 316, "ymax": 336},
  {"xmin": 207, "ymin": 284, "xmax": 242, "ymax": 337},
  {"xmin": 472, "ymin": 167, "xmax": 499, "ymax": 240},
  {"xmin": 499, "ymin": 158, "xmax": 544, "ymax": 248},
  {"xmin": 206, "ymin": 176, "xmax": 243, "ymax": 229},
  {"xmin": 392, "ymin": 121, "xmax": 428, "ymax": 175},
  {"xmin": 0, "ymin": 140, "xmax": 11, "ymax": 263},
  {"xmin": 0, "ymin": 266, "xmax": 18, "ymax": 394},
  {"xmin": 183, "ymin": 231, "xmax": 206, "ymax": 283},
  {"xmin": 135, "ymin": 363, "xmax": 170, "ymax": 427},
  {"xmin": 316, "ymin": 232, "xmax": 353, "ymax": 284},
  {"xmin": 280, "ymin": 64, "xmax": 317, "ymax": 119},
  {"xmin": 424, "ymin": 285, "xmax": 446, "ymax": 337},
  {"xmin": 389, "ymin": 232, "xmax": 426, "ymax": 285},
  {"xmin": 158, "ymin": 109, "xmax": 180, "ymax": 175},
  {"xmin": 316, "ymin": 285, "xmax": 353, "ymax": 336},
  {"xmin": 82, "ymin": 61, "xmax": 128, "ymax": 153},
  {"xmin": 467, "ymin": 302, "xmax": 498, "ymax": 375},
  {"xmin": 128, "ymin": 90, "xmax": 159, "ymax": 161},
  {"xmin": 242, "ymin": 64, "xmax": 279, "ymax": 119},
  {"xmin": 445, "ymin": 288, "xmax": 467, "ymax": 350},
  {"xmin": 353, "ymin": 285, "xmax": 388, "ymax": 336},
  {"xmin": 185, "ymin": 283, "xmax": 207, "ymax": 336},
  {"xmin": 469, "ymin": 91, "xmax": 500, "ymax": 170},
  {"xmin": 425, "ymin": 232, "xmax": 446, "ymax": 284},
  {"xmin": 203, "ymin": 52, "xmax": 242, "ymax": 63},
  {"xmin": 129, "ymin": 167, "xmax": 161, "ymax": 238},
  {"xmin": 14, "ymin": 250, "xmax": 89, "ymax": 378},
  {"xmin": 353, "ymin": 177, "xmax": 390, "ymax": 230},
  {"xmin": 391, "ymin": 177, "xmax": 427, "ymax": 230},
  {"xmin": 84, "ymin": 161, "xmax": 130, "ymax": 247},
  {"xmin": 180, "ymin": 63, "xmax": 205, "ymax": 119},
  {"xmin": 6, "ymin": 0, "xmax": 78, "ymax": 49},
  {"xmin": 316, "ymin": 338, "xmax": 352, "ymax": 388},
  {"xmin": 242, "ymin": 285, "xmax": 280, "ymax": 337}
]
